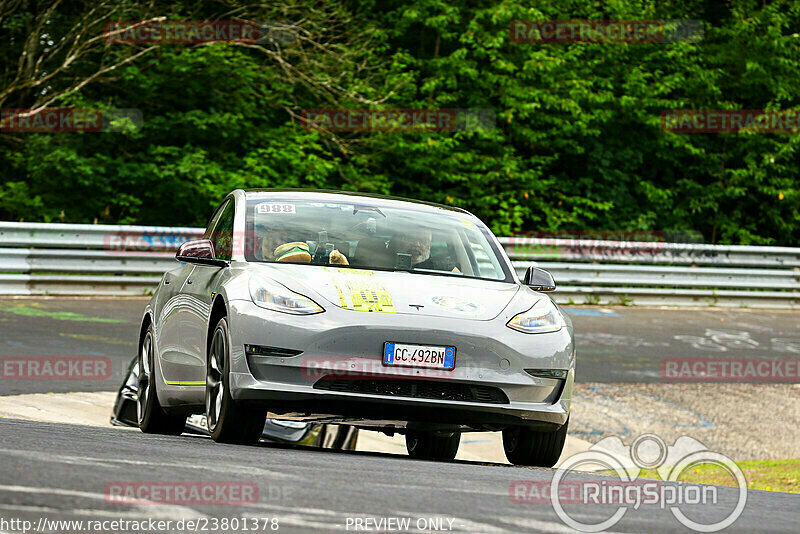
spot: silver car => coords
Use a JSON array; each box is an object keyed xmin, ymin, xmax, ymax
[{"xmin": 137, "ymin": 189, "xmax": 574, "ymax": 466}]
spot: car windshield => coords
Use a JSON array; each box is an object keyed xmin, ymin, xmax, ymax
[{"xmin": 244, "ymin": 196, "xmax": 512, "ymax": 282}]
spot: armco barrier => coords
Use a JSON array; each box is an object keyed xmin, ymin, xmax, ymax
[
  {"xmin": 501, "ymin": 237, "xmax": 799, "ymax": 308},
  {"xmin": 0, "ymin": 222, "xmax": 797, "ymax": 308},
  {"xmin": 0, "ymin": 222, "xmax": 200, "ymax": 296}
]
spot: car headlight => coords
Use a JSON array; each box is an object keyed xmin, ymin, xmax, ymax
[
  {"xmin": 506, "ymin": 298, "xmax": 564, "ymax": 334},
  {"xmin": 249, "ymin": 276, "xmax": 324, "ymax": 315}
]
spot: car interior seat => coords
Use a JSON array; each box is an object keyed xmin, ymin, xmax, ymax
[{"xmin": 352, "ymin": 237, "xmax": 394, "ymax": 268}]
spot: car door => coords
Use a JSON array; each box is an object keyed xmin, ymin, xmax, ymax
[
  {"xmin": 157, "ymin": 200, "xmax": 231, "ymax": 392},
  {"xmin": 154, "ymin": 262, "xmax": 195, "ymax": 383},
  {"xmin": 175, "ymin": 198, "xmax": 235, "ymax": 395}
]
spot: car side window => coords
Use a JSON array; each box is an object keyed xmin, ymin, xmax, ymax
[
  {"xmin": 203, "ymin": 201, "xmax": 227, "ymax": 238},
  {"xmin": 207, "ymin": 200, "xmax": 235, "ymax": 261}
]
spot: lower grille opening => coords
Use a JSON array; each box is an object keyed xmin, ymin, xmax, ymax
[
  {"xmin": 245, "ymin": 344, "xmax": 303, "ymax": 357},
  {"xmin": 313, "ymin": 377, "xmax": 509, "ymax": 404}
]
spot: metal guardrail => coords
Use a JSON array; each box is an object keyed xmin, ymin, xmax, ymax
[
  {"xmin": 0, "ymin": 221, "xmax": 201, "ymax": 249},
  {"xmin": 0, "ymin": 222, "xmax": 797, "ymax": 308},
  {"xmin": 500, "ymin": 237, "xmax": 800, "ymax": 268},
  {"xmin": 0, "ymin": 222, "xmax": 199, "ymax": 296},
  {"xmin": 501, "ymin": 237, "xmax": 799, "ymax": 308}
]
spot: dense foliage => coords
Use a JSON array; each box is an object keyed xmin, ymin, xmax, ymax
[{"xmin": 1, "ymin": 0, "xmax": 798, "ymax": 244}]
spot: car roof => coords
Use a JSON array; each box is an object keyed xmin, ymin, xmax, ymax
[{"xmin": 239, "ymin": 188, "xmax": 475, "ymax": 217}]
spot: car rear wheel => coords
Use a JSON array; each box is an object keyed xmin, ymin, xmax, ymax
[
  {"xmin": 406, "ymin": 430, "xmax": 461, "ymax": 461},
  {"xmin": 206, "ymin": 316, "xmax": 266, "ymax": 445},
  {"xmin": 137, "ymin": 325, "xmax": 186, "ymax": 434},
  {"xmin": 503, "ymin": 418, "xmax": 569, "ymax": 467}
]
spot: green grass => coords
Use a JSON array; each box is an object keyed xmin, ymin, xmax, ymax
[
  {"xmin": 0, "ymin": 306, "xmax": 125, "ymax": 323},
  {"xmin": 634, "ymin": 459, "xmax": 800, "ymax": 494}
]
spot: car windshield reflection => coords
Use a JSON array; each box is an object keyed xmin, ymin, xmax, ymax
[{"xmin": 244, "ymin": 197, "xmax": 512, "ymax": 282}]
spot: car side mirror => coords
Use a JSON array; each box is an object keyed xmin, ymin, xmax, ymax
[
  {"xmin": 523, "ymin": 266, "xmax": 556, "ymax": 292},
  {"xmin": 176, "ymin": 239, "xmax": 228, "ymax": 268}
]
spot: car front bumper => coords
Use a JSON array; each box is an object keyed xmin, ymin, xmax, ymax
[{"xmin": 225, "ymin": 300, "xmax": 574, "ymax": 430}]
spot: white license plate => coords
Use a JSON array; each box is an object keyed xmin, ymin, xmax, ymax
[{"xmin": 383, "ymin": 342, "xmax": 456, "ymax": 370}]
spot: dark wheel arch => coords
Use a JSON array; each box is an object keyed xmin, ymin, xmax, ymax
[
  {"xmin": 207, "ymin": 295, "xmax": 228, "ymax": 358},
  {"xmin": 138, "ymin": 313, "xmax": 153, "ymax": 350}
]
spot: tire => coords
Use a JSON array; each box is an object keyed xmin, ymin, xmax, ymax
[
  {"xmin": 503, "ymin": 418, "xmax": 569, "ymax": 467},
  {"xmin": 206, "ymin": 316, "xmax": 266, "ymax": 445},
  {"xmin": 137, "ymin": 324, "xmax": 186, "ymax": 435},
  {"xmin": 406, "ymin": 430, "xmax": 461, "ymax": 461}
]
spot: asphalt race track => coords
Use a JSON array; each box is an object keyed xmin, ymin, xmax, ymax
[
  {"xmin": 1, "ymin": 298, "xmax": 799, "ymax": 532},
  {"xmin": 1, "ymin": 418, "xmax": 798, "ymax": 533},
  {"xmin": 1, "ymin": 298, "xmax": 799, "ymax": 395}
]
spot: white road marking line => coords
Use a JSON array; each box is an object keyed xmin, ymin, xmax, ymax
[
  {"xmin": 0, "ymin": 484, "xmax": 204, "ymax": 520},
  {"xmin": 0, "ymin": 448, "xmax": 299, "ymax": 480}
]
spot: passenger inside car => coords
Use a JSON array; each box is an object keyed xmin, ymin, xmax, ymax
[{"xmin": 257, "ymin": 228, "xmax": 294, "ymax": 261}]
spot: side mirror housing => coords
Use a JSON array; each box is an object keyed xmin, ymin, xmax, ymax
[
  {"xmin": 523, "ymin": 266, "xmax": 556, "ymax": 292},
  {"xmin": 176, "ymin": 239, "xmax": 228, "ymax": 268}
]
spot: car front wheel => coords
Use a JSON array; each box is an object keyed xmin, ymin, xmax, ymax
[
  {"xmin": 406, "ymin": 430, "xmax": 461, "ymax": 461},
  {"xmin": 206, "ymin": 316, "xmax": 266, "ymax": 444},
  {"xmin": 503, "ymin": 418, "xmax": 569, "ymax": 467}
]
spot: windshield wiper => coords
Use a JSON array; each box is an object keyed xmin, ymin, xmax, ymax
[
  {"xmin": 352, "ymin": 205, "xmax": 385, "ymax": 217},
  {"xmin": 409, "ymin": 267, "xmax": 464, "ymax": 276}
]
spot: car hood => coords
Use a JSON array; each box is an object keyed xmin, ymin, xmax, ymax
[{"xmin": 249, "ymin": 263, "xmax": 520, "ymax": 321}]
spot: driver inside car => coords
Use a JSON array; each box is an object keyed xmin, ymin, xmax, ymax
[{"xmin": 390, "ymin": 229, "xmax": 460, "ymax": 272}]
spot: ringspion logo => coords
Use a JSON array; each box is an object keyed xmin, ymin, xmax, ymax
[{"xmin": 513, "ymin": 434, "xmax": 746, "ymax": 532}]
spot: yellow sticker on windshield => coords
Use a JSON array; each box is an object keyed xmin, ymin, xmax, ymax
[
  {"xmin": 460, "ymin": 220, "xmax": 477, "ymax": 229},
  {"xmin": 325, "ymin": 268, "xmax": 396, "ymax": 313}
]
